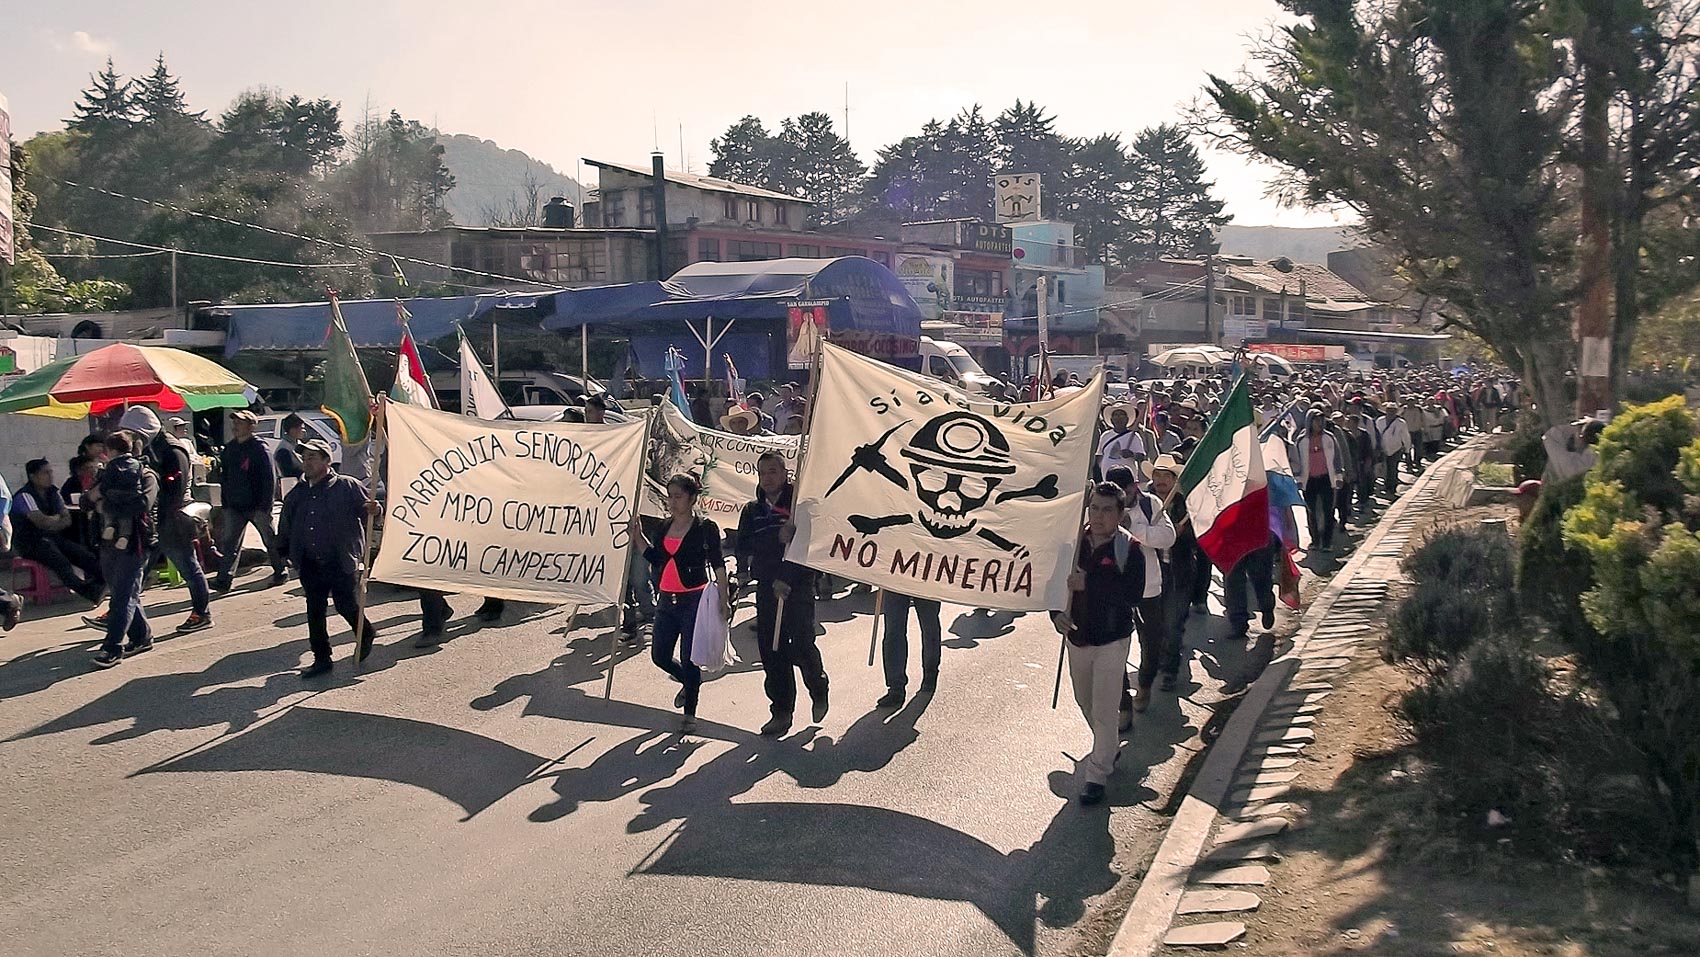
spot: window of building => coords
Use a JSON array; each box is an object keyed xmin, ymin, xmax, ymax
[
  {"xmin": 639, "ymin": 191, "xmax": 655, "ymax": 227},
  {"xmin": 824, "ymin": 246, "xmax": 866, "ymax": 259},
  {"xmin": 1230, "ymin": 294, "xmax": 1258, "ymax": 316},
  {"xmin": 603, "ymin": 190, "xmax": 625, "ymax": 227},
  {"xmin": 723, "ymin": 196, "xmax": 738, "ymax": 220},
  {"xmin": 697, "ymin": 238, "xmax": 722, "ymax": 262},
  {"xmin": 1056, "ymin": 279, "xmax": 1067, "ymax": 304},
  {"xmin": 774, "ymin": 204, "xmax": 790, "ymax": 226},
  {"xmin": 745, "ymin": 200, "xmax": 762, "ymax": 222},
  {"xmin": 954, "ymin": 268, "xmax": 1000, "ymax": 299},
  {"xmin": 729, "ymin": 240, "xmax": 782, "ymax": 261},
  {"xmin": 788, "ymin": 244, "xmax": 820, "ymax": 258}
]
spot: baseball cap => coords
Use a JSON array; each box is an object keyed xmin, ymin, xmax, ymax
[
  {"xmin": 232, "ymin": 410, "xmax": 258, "ymax": 423},
  {"xmin": 298, "ymin": 438, "xmax": 332, "ymax": 458}
]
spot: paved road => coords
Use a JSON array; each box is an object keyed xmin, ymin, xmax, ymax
[{"xmin": 0, "ymin": 546, "xmax": 1307, "ymax": 956}]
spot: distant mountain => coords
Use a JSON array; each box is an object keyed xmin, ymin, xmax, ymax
[
  {"xmin": 436, "ymin": 133, "xmax": 586, "ymax": 226},
  {"xmin": 1216, "ymin": 225, "xmax": 1364, "ymax": 265}
]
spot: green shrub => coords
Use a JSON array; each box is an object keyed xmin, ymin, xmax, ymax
[
  {"xmin": 1403, "ymin": 525, "xmax": 1516, "ymax": 596},
  {"xmin": 1506, "ymin": 419, "xmax": 1549, "ymax": 484},
  {"xmin": 1561, "ymin": 395, "xmax": 1700, "ymax": 869},
  {"xmin": 1387, "ymin": 584, "xmax": 1506, "ymax": 674},
  {"xmin": 1388, "ymin": 526, "xmax": 1517, "ymax": 674},
  {"xmin": 1517, "ymin": 475, "xmax": 1593, "ymax": 645}
]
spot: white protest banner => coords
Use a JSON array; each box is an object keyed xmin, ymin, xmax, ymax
[
  {"xmin": 785, "ymin": 342, "xmax": 1103, "ymax": 611},
  {"xmin": 373, "ymin": 402, "xmax": 645, "ymax": 604},
  {"xmin": 642, "ymin": 403, "xmax": 802, "ymax": 521}
]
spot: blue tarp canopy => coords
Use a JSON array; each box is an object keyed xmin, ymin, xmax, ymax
[
  {"xmin": 537, "ymin": 257, "xmax": 922, "ymax": 378},
  {"xmin": 214, "ymin": 293, "xmax": 542, "ymax": 356}
]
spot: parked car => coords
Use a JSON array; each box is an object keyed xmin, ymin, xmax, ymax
[
  {"xmin": 508, "ymin": 404, "xmax": 636, "ymax": 425},
  {"xmin": 255, "ymin": 411, "xmax": 346, "ymax": 467}
]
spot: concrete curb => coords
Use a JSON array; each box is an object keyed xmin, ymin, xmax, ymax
[{"xmin": 1105, "ymin": 437, "xmax": 1490, "ymax": 956}]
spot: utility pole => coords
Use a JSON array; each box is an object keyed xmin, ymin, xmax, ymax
[
  {"xmin": 1037, "ymin": 275, "xmax": 1050, "ymax": 379},
  {"xmin": 1202, "ymin": 255, "xmax": 1216, "ymax": 346},
  {"xmin": 170, "ymin": 249, "xmax": 179, "ymax": 312}
]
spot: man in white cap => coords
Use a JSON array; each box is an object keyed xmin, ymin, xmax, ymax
[
  {"xmin": 213, "ymin": 410, "xmax": 287, "ymax": 592},
  {"xmin": 720, "ymin": 406, "xmax": 760, "ymax": 436}
]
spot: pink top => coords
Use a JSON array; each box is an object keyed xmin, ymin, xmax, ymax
[
  {"xmin": 1307, "ymin": 435, "xmax": 1328, "ymax": 478},
  {"xmin": 658, "ymin": 536, "xmax": 702, "ymax": 594}
]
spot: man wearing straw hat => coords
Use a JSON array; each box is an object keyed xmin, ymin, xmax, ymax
[{"xmin": 1096, "ymin": 401, "xmax": 1144, "ymax": 482}]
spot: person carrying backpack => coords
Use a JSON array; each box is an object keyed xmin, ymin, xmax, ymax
[
  {"xmin": 88, "ymin": 431, "xmax": 160, "ymax": 668},
  {"xmin": 122, "ymin": 407, "xmax": 215, "ymax": 633}
]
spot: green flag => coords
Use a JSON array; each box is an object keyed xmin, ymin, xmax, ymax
[{"xmin": 321, "ymin": 295, "xmax": 372, "ymax": 444}]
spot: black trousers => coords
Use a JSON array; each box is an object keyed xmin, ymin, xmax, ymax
[
  {"xmin": 418, "ymin": 589, "xmax": 451, "ymax": 634},
  {"xmin": 1225, "ymin": 544, "xmax": 1277, "ymax": 634},
  {"xmin": 1384, "ymin": 454, "xmax": 1402, "ymax": 498},
  {"xmin": 1160, "ymin": 558, "xmax": 1190, "ymax": 677},
  {"xmin": 1336, "ymin": 480, "xmax": 1355, "ymax": 528},
  {"xmin": 1303, "ymin": 476, "xmax": 1336, "ymax": 547},
  {"xmin": 882, "ymin": 592, "xmax": 942, "ymax": 691},
  {"xmin": 297, "ymin": 552, "xmax": 372, "ymax": 664},
  {"xmin": 22, "ymin": 537, "xmax": 102, "ymax": 598},
  {"xmin": 755, "ymin": 581, "xmax": 827, "ymax": 717},
  {"xmin": 1132, "ymin": 593, "xmax": 1167, "ymax": 692}
]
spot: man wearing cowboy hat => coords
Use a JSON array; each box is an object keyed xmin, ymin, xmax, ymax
[
  {"xmin": 720, "ymin": 405, "xmax": 761, "ymax": 436},
  {"xmin": 1096, "ymin": 401, "xmax": 1145, "ymax": 482}
]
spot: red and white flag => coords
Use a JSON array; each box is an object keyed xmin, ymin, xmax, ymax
[
  {"xmin": 390, "ymin": 304, "xmax": 437, "ymax": 409},
  {"xmin": 1175, "ymin": 373, "xmax": 1269, "ymax": 573}
]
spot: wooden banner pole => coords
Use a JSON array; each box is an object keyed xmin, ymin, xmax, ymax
[{"xmin": 350, "ymin": 394, "xmax": 386, "ymax": 670}]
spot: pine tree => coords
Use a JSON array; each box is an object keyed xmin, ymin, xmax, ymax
[
  {"xmin": 708, "ymin": 116, "xmax": 780, "ymax": 188},
  {"xmin": 134, "ymin": 53, "xmax": 203, "ymax": 123},
  {"xmin": 994, "ymin": 100, "xmax": 1071, "ymax": 217},
  {"xmin": 776, "ymin": 112, "xmax": 865, "ymax": 226},
  {"xmin": 1120, "ymin": 125, "xmax": 1229, "ymax": 263},
  {"xmin": 1059, "ymin": 134, "xmax": 1133, "ymax": 264},
  {"xmin": 66, "ymin": 58, "xmax": 136, "ymax": 140}
]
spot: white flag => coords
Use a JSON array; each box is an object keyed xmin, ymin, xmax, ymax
[
  {"xmin": 459, "ymin": 334, "xmax": 510, "ymax": 420},
  {"xmin": 642, "ymin": 403, "xmax": 802, "ymax": 520},
  {"xmin": 784, "ymin": 342, "xmax": 1103, "ymax": 611},
  {"xmin": 373, "ymin": 402, "xmax": 645, "ymax": 604}
]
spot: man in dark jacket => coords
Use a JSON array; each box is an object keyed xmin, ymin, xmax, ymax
[
  {"xmin": 214, "ymin": 410, "xmax": 286, "ymax": 591},
  {"xmin": 736, "ymin": 452, "xmax": 827, "ymax": 737},
  {"xmin": 279, "ymin": 439, "xmax": 379, "ymax": 677},
  {"xmin": 10, "ymin": 459, "xmax": 103, "ymax": 603},
  {"xmin": 89, "ymin": 432, "xmax": 159, "ymax": 669},
  {"xmin": 1056, "ymin": 482, "xmax": 1142, "ymax": 806},
  {"xmin": 119, "ymin": 406, "xmax": 214, "ymax": 635}
]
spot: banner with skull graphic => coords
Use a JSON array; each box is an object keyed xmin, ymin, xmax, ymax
[{"xmin": 785, "ymin": 342, "xmax": 1104, "ymax": 611}]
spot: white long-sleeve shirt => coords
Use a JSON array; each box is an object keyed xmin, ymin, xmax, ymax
[{"xmin": 1119, "ymin": 487, "xmax": 1177, "ymax": 599}]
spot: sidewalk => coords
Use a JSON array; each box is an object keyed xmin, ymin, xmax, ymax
[{"xmin": 1109, "ymin": 436, "xmax": 1492, "ymax": 955}]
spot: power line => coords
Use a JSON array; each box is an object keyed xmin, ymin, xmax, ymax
[
  {"xmin": 38, "ymin": 249, "xmax": 169, "ymax": 260},
  {"xmin": 29, "ymin": 223, "xmax": 368, "ymax": 269},
  {"xmin": 52, "ymin": 177, "xmax": 568, "ymax": 291}
]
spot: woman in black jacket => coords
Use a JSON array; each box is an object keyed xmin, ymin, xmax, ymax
[{"xmin": 635, "ymin": 474, "xmax": 730, "ymax": 730}]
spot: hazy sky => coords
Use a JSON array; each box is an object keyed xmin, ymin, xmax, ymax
[{"xmin": 2, "ymin": 0, "xmax": 1346, "ymax": 228}]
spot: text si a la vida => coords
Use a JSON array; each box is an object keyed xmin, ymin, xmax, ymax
[
  {"xmin": 385, "ymin": 429, "xmax": 634, "ymax": 549},
  {"xmin": 867, "ymin": 387, "xmax": 1074, "ymax": 446}
]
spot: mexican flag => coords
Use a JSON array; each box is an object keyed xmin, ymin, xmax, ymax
[
  {"xmin": 321, "ymin": 294, "xmax": 373, "ymax": 444},
  {"xmin": 1175, "ymin": 373, "xmax": 1269, "ymax": 573},
  {"xmin": 390, "ymin": 305, "xmax": 438, "ymax": 409}
]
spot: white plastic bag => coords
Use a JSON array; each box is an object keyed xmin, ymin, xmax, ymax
[{"xmin": 689, "ymin": 582, "xmax": 737, "ymax": 672}]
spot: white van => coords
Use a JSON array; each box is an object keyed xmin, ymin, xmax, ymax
[{"xmin": 919, "ymin": 337, "xmax": 1000, "ymax": 394}]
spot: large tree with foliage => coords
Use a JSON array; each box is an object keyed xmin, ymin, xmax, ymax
[
  {"xmin": 1206, "ymin": 0, "xmax": 1700, "ymax": 423},
  {"xmin": 1119, "ymin": 124, "xmax": 1229, "ymax": 262},
  {"xmin": 330, "ymin": 109, "xmax": 455, "ymax": 233},
  {"xmin": 708, "ymin": 116, "xmax": 780, "ymax": 187},
  {"xmin": 707, "ymin": 112, "xmax": 865, "ymax": 226},
  {"xmin": 1056, "ymin": 134, "xmax": 1133, "ymax": 263}
]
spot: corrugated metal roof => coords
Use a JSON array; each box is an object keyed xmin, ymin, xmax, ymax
[{"xmin": 583, "ymin": 159, "xmax": 812, "ymax": 204}]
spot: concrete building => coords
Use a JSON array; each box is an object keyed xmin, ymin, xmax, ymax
[
  {"xmin": 1004, "ymin": 221, "xmax": 1105, "ymax": 368},
  {"xmin": 366, "ymin": 226, "xmax": 655, "ymax": 289}
]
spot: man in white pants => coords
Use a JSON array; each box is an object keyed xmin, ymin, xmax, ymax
[{"xmin": 1054, "ymin": 481, "xmax": 1143, "ymax": 806}]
